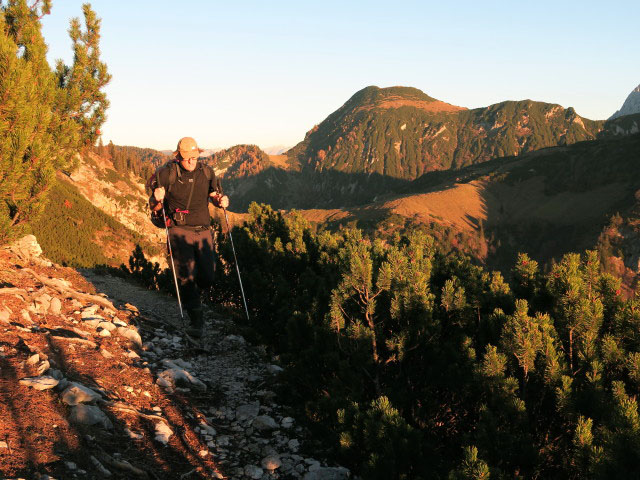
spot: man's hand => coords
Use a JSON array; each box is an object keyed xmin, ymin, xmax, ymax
[
  {"xmin": 154, "ymin": 187, "xmax": 165, "ymax": 202},
  {"xmin": 210, "ymin": 192, "xmax": 229, "ymax": 209}
]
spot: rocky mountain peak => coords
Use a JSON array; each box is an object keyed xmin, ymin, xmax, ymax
[{"xmin": 609, "ymin": 83, "xmax": 640, "ymax": 119}]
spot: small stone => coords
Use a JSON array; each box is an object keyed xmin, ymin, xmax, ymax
[
  {"xmin": 27, "ymin": 353, "xmax": 40, "ymax": 365},
  {"xmin": 199, "ymin": 450, "xmax": 209, "ymax": 457},
  {"xmin": 126, "ymin": 350, "xmax": 140, "ymax": 359},
  {"xmin": 117, "ymin": 327, "xmax": 142, "ymax": 346},
  {"xmin": 282, "ymin": 417, "xmax": 295, "ymax": 428},
  {"xmin": 98, "ymin": 321, "xmax": 116, "ymax": 332},
  {"xmin": 69, "ymin": 404, "xmax": 113, "ymax": 429},
  {"xmin": 19, "ymin": 375, "xmax": 59, "ymax": 390},
  {"xmin": 217, "ymin": 435, "xmax": 231, "ymax": 446},
  {"xmin": 253, "ymin": 415, "xmax": 278, "ymax": 431},
  {"xmin": 99, "ymin": 329, "xmax": 112, "ymax": 337},
  {"xmin": 154, "ymin": 421, "xmax": 173, "ymax": 444},
  {"xmin": 113, "ymin": 318, "xmax": 127, "ymax": 327},
  {"xmin": 0, "ymin": 441, "xmax": 7, "ymax": 449},
  {"xmin": 0, "ymin": 309, "xmax": 10, "ymax": 324},
  {"xmin": 267, "ymin": 364, "xmax": 284, "ymax": 374},
  {"xmin": 36, "ymin": 360, "xmax": 51, "ymax": 376},
  {"xmin": 49, "ymin": 297, "xmax": 62, "ymax": 315},
  {"xmin": 100, "ymin": 348, "xmax": 113, "ymax": 359},
  {"xmin": 65, "ymin": 461, "xmax": 77, "ymax": 470},
  {"xmin": 61, "ymin": 382, "xmax": 102, "ymax": 405},
  {"xmin": 236, "ymin": 402, "xmax": 260, "ymax": 421},
  {"xmin": 244, "ymin": 465, "xmax": 263, "ymax": 479},
  {"xmin": 124, "ymin": 428, "xmax": 144, "ymax": 440},
  {"xmin": 288, "ymin": 439, "xmax": 300, "ymax": 452},
  {"xmin": 262, "ymin": 455, "xmax": 282, "ymax": 471}
]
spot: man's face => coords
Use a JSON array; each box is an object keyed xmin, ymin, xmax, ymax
[{"xmin": 180, "ymin": 155, "xmax": 198, "ymax": 172}]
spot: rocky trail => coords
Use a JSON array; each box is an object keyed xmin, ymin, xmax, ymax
[{"xmin": 0, "ymin": 236, "xmax": 349, "ymax": 480}]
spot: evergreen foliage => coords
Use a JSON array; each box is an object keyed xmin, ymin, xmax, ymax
[
  {"xmin": 192, "ymin": 202, "xmax": 640, "ymax": 479},
  {"xmin": 0, "ymin": 0, "xmax": 110, "ymax": 241},
  {"xmin": 29, "ymin": 176, "xmax": 151, "ymax": 267}
]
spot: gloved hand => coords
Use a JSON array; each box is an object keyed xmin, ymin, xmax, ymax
[
  {"xmin": 154, "ymin": 187, "xmax": 165, "ymax": 202},
  {"xmin": 210, "ymin": 192, "xmax": 229, "ymax": 208}
]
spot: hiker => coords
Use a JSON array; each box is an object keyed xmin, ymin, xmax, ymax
[{"xmin": 149, "ymin": 136, "xmax": 229, "ymax": 338}]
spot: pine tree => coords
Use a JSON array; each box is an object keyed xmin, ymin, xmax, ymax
[
  {"xmin": 0, "ymin": 0, "xmax": 80, "ymax": 239},
  {"xmin": 55, "ymin": 3, "xmax": 111, "ymax": 146}
]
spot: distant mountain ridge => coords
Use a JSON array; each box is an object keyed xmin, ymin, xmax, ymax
[
  {"xmin": 610, "ymin": 84, "xmax": 640, "ymax": 120},
  {"xmin": 286, "ymin": 86, "xmax": 603, "ymax": 181}
]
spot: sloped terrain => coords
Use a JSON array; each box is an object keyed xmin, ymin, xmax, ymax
[
  {"xmin": 287, "ymin": 86, "xmax": 602, "ymax": 180},
  {"xmin": 0, "ymin": 236, "xmax": 348, "ymax": 479}
]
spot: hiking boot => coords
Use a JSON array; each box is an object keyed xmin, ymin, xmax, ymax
[{"xmin": 186, "ymin": 308, "xmax": 204, "ymax": 338}]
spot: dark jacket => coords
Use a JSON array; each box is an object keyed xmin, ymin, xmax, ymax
[{"xmin": 152, "ymin": 162, "xmax": 218, "ymax": 227}]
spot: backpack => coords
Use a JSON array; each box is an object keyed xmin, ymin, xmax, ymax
[{"xmin": 146, "ymin": 161, "xmax": 215, "ymax": 228}]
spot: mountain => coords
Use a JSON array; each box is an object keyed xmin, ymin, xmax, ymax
[
  {"xmin": 262, "ymin": 145, "xmax": 291, "ymax": 155},
  {"xmin": 610, "ymin": 84, "xmax": 640, "ymax": 120},
  {"xmin": 287, "ymin": 85, "xmax": 603, "ymax": 181}
]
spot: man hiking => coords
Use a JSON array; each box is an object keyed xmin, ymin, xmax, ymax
[{"xmin": 149, "ymin": 136, "xmax": 229, "ymax": 338}]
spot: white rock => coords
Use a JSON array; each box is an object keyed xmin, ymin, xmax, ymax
[
  {"xmin": 117, "ymin": 327, "xmax": 142, "ymax": 346},
  {"xmin": 0, "ymin": 309, "xmax": 10, "ymax": 323},
  {"xmin": 69, "ymin": 404, "xmax": 113, "ymax": 429},
  {"xmin": 253, "ymin": 415, "xmax": 278, "ymax": 431},
  {"xmin": 0, "ymin": 441, "xmax": 7, "ymax": 449},
  {"xmin": 49, "ymin": 297, "xmax": 62, "ymax": 315},
  {"xmin": 288, "ymin": 439, "xmax": 300, "ymax": 452},
  {"xmin": 199, "ymin": 423, "xmax": 217, "ymax": 436},
  {"xmin": 282, "ymin": 417, "xmax": 295, "ymax": 428},
  {"xmin": 244, "ymin": 465, "xmax": 263, "ymax": 479},
  {"xmin": 113, "ymin": 319, "xmax": 127, "ymax": 327},
  {"xmin": 154, "ymin": 421, "xmax": 173, "ymax": 444},
  {"xmin": 236, "ymin": 402, "xmax": 260, "ymax": 421},
  {"xmin": 100, "ymin": 348, "xmax": 113, "ymax": 359},
  {"xmin": 19, "ymin": 375, "xmax": 59, "ymax": 390},
  {"xmin": 98, "ymin": 321, "xmax": 116, "ymax": 332},
  {"xmin": 27, "ymin": 353, "xmax": 40, "ymax": 365},
  {"xmin": 262, "ymin": 455, "xmax": 282, "ymax": 471},
  {"xmin": 124, "ymin": 428, "xmax": 144, "ymax": 439},
  {"xmin": 36, "ymin": 360, "xmax": 51, "ymax": 376},
  {"xmin": 267, "ymin": 364, "xmax": 284, "ymax": 374},
  {"xmin": 62, "ymin": 383, "xmax": 102, "ymax": 405},
  {"xmin": 156, "ymin": 368, "xmax": 206, "ymax": 392},
  {"xmin": 99, "ymin": 329, "xmax": 111, "ymax": 338}
]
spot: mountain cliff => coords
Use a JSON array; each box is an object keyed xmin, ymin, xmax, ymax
[
  {"xmin": 287, "ymin": 86, "xmax": 603, "ymax": 180},
  {"xmin": 610, "ymin": 84, "xmax": 640, "ymax": 120}
]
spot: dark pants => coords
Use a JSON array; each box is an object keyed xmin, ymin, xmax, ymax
[{"xmin": 168, "ymin": 226, "xmax": 215, "ymax": 312}]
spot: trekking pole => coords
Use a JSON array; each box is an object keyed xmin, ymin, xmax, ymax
[
  {"xmin": 162, "ymin": 203, "xmax": 184, "ymax": 322},
  {"xmin": 222, "ymin": 207, "xmax": 250, "ymax": 322}
]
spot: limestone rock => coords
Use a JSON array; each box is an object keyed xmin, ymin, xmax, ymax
[
  {"xmin": 253, "ymin": 415, "xmax": 278, "ymax": 431},
  {"xmin": 49, "ymin": 297, "xmax": 62, "ymax": 315},
  {"xmin": 154, "ymin": 421, "xmax": 173, "ymax": 444},
  {"xmin": 262, "ymin": 455, "xmax": 282, "ymax": 471},
  {"xmin": 69, "ymin": 404, "xmax": 113, "ymax": 429},
  {"xmin": 244, "ymin": 465, "xmax": 263, "ymax": 479},
  {"xmin": 117, "ymin": 326, "xmax": 142, "ymax": 346},
  {"xmin": 19, "ymin": 375, "xmax": 59, "ymax": 390},
  {"xmin": 8, "ymin": 235, "xmax": 50, "ymax": 265},
  {"xmin": 61, "ymin": 382, "xmax": 102, "ymax": 405},
  {"xmin": 236, "ymin": 402, "xmax": 260, "ymax": 421},
  {"xmin": 156, "ymin": 368, "xmax": 206, "ymax": 392}
]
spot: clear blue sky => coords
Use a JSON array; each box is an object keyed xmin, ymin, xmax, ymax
[{"xmin": 41, "ymin": 0, "xmax": 639, "ymax": 151}]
